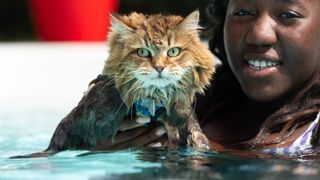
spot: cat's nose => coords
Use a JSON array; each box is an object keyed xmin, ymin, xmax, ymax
[{"xmin": 154, "ymin": 66, "xmax": 164, "ymax": 73}]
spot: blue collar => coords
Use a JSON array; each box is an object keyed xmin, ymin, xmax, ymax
[{"xmin": 132, "ymin": 99, "xmax": 166, "ymax": 124}]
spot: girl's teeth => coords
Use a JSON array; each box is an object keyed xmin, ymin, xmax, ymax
[
  {"xmin": 267, "ymin": 61, "xmax": 273, "ymax": 66},
  {"xmin": 254, "ymin": 60, "xmax": 260, "ymax": 67},
  {"xmin": 248, "ymin": 60, "xmax": 279, "ymax": 70}
]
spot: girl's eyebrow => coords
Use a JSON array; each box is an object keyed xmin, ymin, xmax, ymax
[
  {"xmin": 241, "ymin": 0, "xmax": 306, "ymax": 7},
  {"xmin": 276, "ymin": 0, "xmax": 307, "ymax": 10},
  {"xmin": 280, "ymin": 0, "xmax": 300, "ymax": 2},
  {"xmin": 241, "ymin": 0, "xmax": 300, "ymax": 3}
]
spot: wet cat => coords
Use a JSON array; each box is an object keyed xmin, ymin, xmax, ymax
[{"xmin": 11, "ymin": 11, "xmax": 215, "ymax": 158}]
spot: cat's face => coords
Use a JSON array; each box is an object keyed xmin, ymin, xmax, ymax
[
  {"xmin": 104, "ymin": 11, "xmax": 215, "ymax": 102},
  {"xmin": 128, "ymin": 33, "xmax": 195, "ymax": 88}
]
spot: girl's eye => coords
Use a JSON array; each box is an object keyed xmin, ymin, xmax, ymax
[
  {"xmin": 278, "ymin": 11, "xmax": 300, "ymax": 19},
  {"xmin": 137, "ymin": 48, "xmax": 151, "ymax": 58},
  {"xmin": 167, "ymin": 47, "xmax": 181, "ymax": 57},
  {"xmin": 232, "ymin": 9, "xmax": 254, "ymax": 17}
]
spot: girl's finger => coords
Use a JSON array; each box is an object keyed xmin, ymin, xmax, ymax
[
  {"xmin": 109, "ymin": 126, "xmax": 166, "ymax": 150},
  {"xmin": 118, "ymin": 116, "xmax": 151, "ymax": 131},
  {"xmin": 92, "ymin": 122, "xmax": 163, "ymax": 150}
]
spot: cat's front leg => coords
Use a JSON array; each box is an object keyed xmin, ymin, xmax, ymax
[
  {"xmin": 186, "ymin": 118, "xmax": 211, "ymax": 150},
  {"xmin": 161, "ymin": 115, "xmax": 188, "ymax": 147},
  {"xmin": 172, "ymin": 103, "xmax": 211, "ymax": 150}
]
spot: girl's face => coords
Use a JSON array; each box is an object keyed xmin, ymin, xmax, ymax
[{"xmin": 224, "ymin": 0, "xmax": 320, "ymax": 102}]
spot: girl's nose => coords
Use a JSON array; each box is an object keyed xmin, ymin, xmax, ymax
[{"xmin": 246, "ymin": 14, "xmax": 277, "ymax": 47}]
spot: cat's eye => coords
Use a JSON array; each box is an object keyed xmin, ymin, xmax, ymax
[
  {"xmin": 167, "ymin": 47, "xmax": 181, "ymax": 57},
  {"xmin": 137, "ymin": 48, "xmax": 151, "ymax": 58}
]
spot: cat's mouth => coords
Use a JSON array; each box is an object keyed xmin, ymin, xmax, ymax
[
  {"xmin": 155, "ymin": 73, "xmax": 165, "ymax": 79},
  {"xmin": 151, "ymin": 73, "xmax": 168, "ymax": 80},
  {"xmin": 151, "ymin": 76, "xmax": 170, "ymax": 82},
  {"xmin": 142, "ymin": 77, "xmax": 176, "ymax": 88},
  {"xmin": 135, "ymin": 71, "xmax": 181, "ymax": 88}
]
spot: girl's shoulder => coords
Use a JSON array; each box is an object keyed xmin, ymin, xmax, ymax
[{"xmin": 260, "ymin": 112, "xmax": 320, "ymax": 157}]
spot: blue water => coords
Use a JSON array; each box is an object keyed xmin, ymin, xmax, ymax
[{"xmin": 1, "ymin": 112, "xmax": 320, "ymax": 179}]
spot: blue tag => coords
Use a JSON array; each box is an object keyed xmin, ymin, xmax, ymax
[{"xmin": 133, "ymin": 99, "xmax": 166, "ymax": 124}]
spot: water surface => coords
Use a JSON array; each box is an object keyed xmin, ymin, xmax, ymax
[{"xmin": 2, "ymin": 130, "xmax": 320, "ymax": 180}]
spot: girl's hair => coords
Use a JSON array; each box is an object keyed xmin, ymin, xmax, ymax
[
  {"xmin": 198, "ymin": 0, "xmax": 320, "ymax": 149},
  {"xmin": 199, "ymin": 0, "xmax": 228, "ymax": 63}
]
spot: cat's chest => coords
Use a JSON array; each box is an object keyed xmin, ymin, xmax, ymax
[{"xmin": 131, "ymin": 99, "xmax": 166, "ymax": 122}]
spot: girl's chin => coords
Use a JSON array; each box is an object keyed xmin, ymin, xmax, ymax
[
  {"xmin": 241, "ymin": 84, "xmax": 283, "ymax": 102},
  {"xmin": 246, "ymin": 93, "xmax": 277, "ymax": 102}
]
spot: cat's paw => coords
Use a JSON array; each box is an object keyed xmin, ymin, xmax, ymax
[{"xmin": 187, "ymin": 130, "xmax": 211, "ymax": 150}]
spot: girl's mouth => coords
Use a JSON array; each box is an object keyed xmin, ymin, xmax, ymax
[
  {"xmin": 246, "ymin": 59, "xmax": 281, "ymax": 70},
  {"xmin": 242, "ymin": 57, "xmax": 283, "ymax": 78}
]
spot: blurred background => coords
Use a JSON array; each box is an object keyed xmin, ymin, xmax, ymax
[
  {"xmin": 0, "ymin": 0, "xmax": 210, "ymax": 137},
  {"xmin": 0, "ymin": 0, "xmax": 207, "ymax": 41}
]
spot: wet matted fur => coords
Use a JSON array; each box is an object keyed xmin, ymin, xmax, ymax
[{"xmin": 11, "ymin": 11, "xmax": 215, "ymax": 158}]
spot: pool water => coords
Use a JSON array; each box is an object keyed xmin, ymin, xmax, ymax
[{"xmin": 2, "ymin": 116, "xmax": 320, "ymax": 180}]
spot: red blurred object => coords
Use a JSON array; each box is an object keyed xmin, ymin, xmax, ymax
[{"xmin": 29, "ymin": 0, "xmax": 118, "ymax": 41}]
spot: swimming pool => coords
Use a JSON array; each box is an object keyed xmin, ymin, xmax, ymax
[
  {"xmin": 2, "ymin": 126, "xmax": 320, "ymax": 180},
  {"xmin": 1, "ymin": 43, "xmax": 320, "ymax": 179}
]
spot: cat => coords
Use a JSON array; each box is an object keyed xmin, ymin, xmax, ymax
[{"xmin": 10, "ymin": 11, "xmax": 215, "ymax": 158}]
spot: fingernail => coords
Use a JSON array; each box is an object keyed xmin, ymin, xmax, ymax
[
  {"xmin": 155, "ymin": 127, "xmax": 166, "ymax": 136},
  {"xmin": 136, "ymin": 117, "xmax": 150, "ymax": 124},
  {"xmin": 149, "ymin": 142, "xmax": 162, "ymax": 147}
]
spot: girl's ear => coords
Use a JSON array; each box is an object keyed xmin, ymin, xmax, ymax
[
  {"xmin": 177, "ymin": 11, "xmax": 202, "ymax": 32},
  {"xmin": 109, "ymin": 13, "xmax": 135, "ymax": 36}
]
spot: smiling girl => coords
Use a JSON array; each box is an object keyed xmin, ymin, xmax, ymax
[{"xmin": 196, "ymin": 0, "xmax": 320, "ymax": 157}]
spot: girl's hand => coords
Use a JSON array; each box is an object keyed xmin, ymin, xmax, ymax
[
  {"xmin": 87, "ymin": 75, "xmax": 168, "ymax": 151},
  {"xmin": 93, "ymin": 117, "xmax": 168, "ymax": 150}
]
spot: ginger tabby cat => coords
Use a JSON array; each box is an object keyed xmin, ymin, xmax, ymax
[{"xmin": 11, "ymin": 11, "xmax": 215, "ymax": 158}]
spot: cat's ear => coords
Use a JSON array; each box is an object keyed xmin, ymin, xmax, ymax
[
  {"xmin": 177, "ymin": 11, "xmax": 202, "ymax": 32},
  {"xmin": 109, "ymin": 13, "xmax": 135, "ymax": 35}
]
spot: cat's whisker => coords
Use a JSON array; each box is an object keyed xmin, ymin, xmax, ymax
[
  {"xmin": 114, "ymin": 78, "xmax": 130, "ymax": 87},
  {"xmin": 110, "ymin": 75, "xmax": 138, "ymax": 117},
  {"xmin": 131, "ymin": 89, "xmax": 139, "ymax": 105},
  {"xmin": 113, "ymin": 86, "xmax": 134, "ymax": 120},
  {"xmin": 137, "ymin": 90, "xmax": 143, "ymax": 101},
  {"xmin": 135, "ymin": 87, "xmax": 144, "ymax": 102},
  {"xmin": 113, "ymin": 75, "xmax": 136, "ymax": 87},
  {"xmin": 113, "ymin": 102, "xmax": 125, "ymax": 124},
  {"xmin": 130, "ymin": 106, "xmax": 135, "ymax": 121},
  {"xmin": 112, "ymin": 81, "xmax": 139, "ymax": 122},
  {"xmin": 191, "ymin": 95, "xmax": 197, "ymax": 119},
  {"xmin": 98, "ymin": 78, "xmax": 116, "ymax": 92},
  {"xmin": 125, "ymin": 81, "xmax": 140, "ymax": 98}
]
